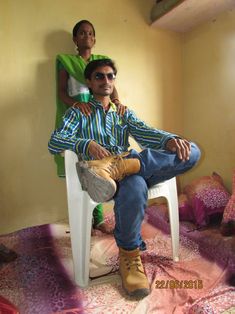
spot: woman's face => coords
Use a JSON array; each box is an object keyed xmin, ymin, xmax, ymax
[{"xmin": 73, "ymin": 23, "xmax": 96, "ymax": 50}]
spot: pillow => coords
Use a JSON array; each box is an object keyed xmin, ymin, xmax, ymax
[
  {"xmin": 178, "ymin": 193, "xmax": 194, "ymax": 222},
  {"xmin": 220, "ymin": 169, "xmax": 235, "ymax": 236},
  {"xmin": 181, "ymin": 172, "xmax": 230, "ymax": 227},
  {"xmin": 222, "ymin": 169, "xmax": 235, "ymax": 223}
]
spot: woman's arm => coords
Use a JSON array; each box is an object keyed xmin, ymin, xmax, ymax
[
  {"xmin": 111, "ymin": 86, "xmax": 127, "ymax": 116},
  {"xmin": 58, "ymin": 68, "xmax": 75, "ymax": 106},
  {"xmin": 58, "ymin": 68, "xmax": 92, "ymax": 116}
]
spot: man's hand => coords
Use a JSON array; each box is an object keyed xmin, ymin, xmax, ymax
[
  {"xmin": 73, "ymin": 102, "xmax": 92, "ymax": 116},
  {"xmin": 166, "ymin": 138, "xmax": 191, "ymax": 161},
  {"xmin": 88, "ymin": 141, "xmax": 112, "ymax": 160}
]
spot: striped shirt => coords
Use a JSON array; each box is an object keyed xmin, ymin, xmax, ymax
[{"xmin": 48, "ymin": 99, "xmax": 176, "ymax": 159}]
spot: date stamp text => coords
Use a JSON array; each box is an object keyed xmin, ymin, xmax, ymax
[{"xmin": 155, "ymin": 279, "xmax": 203, "ymax": 289}]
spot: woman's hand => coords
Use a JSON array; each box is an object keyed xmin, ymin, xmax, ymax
[
  {"xmin": 112, "ymin": 99, "xmax": 127, "ymax": 116},
  {"xmin": 73, "ymin": 102, "xmax": 92, "ymax": 116},
  {"xmin": 88, "ymin": 141, "xmax": 112, "ymax": 160},
  {"xmin": 116, "ymin": 102, "xmax": 128, "ymax": 116},
  {"xmin": 166, "ymin": 138, "xmax": 191, "ymax": 161}
]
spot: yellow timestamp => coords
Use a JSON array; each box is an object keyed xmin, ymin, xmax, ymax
[{"xmin": 155, "ymin": 279, "xmax": 203, "ymax": 289}]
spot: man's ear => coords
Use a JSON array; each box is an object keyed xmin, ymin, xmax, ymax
[{"xmin": 72, "ymin": 36, "xmax": 77, "ymax": 45}]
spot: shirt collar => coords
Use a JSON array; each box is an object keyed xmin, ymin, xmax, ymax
[{"xmin": 90, "ymin": 98, "xmax": 117, "ymax": 112}]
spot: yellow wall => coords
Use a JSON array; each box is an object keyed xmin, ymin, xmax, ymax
[
  {"xmin": 0, "ymin": 0, "xmax": 183, "ymax": 234},
  {"xmin": 182, "ymin": 9, "xmax": 235, "ymax": 191}
]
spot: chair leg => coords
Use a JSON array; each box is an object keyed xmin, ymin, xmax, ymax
[
  {"xmin": 65, "ymin": 150, "xmax": 99, "ymax": 287},
  {"xmin": 68, "ymin": 193, "xmax": 96, "ymax": 287},
  {"xmin": 167, "ymin": 178, "xmax": 179, "ymax": 262}
]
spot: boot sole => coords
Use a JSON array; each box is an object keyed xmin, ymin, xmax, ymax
[
  {"xmin": 76, "ymin": 161, "xmax": 117, "ymax": 203},
  {"xmin": 119, "ymin": 268, "xmax": 150, "ymax": 299},
  {"xmin": 123, "ymin": 285, "xmax": 150, "ymax": 299}
]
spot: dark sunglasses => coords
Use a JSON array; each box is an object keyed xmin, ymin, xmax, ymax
[{"xmin": 94, "ymin": 72, "xmax": 116, "ymax": 81}]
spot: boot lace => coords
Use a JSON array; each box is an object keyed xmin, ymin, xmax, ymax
[
  {"xmin": 104, "ymin": 152, "xmax": 130, "ymax": 181},
  {"xmin": 107, "ymin": 155, "xmax": 126, "ymax": 181},
  {"xmin": 123, "ymin": 256, "xmax": 144, "ymax": 273}
]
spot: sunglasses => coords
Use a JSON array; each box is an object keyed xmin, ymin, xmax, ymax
[{"xmin": 94, "ymin": 72, "xmax": 116, "ymax": 81}]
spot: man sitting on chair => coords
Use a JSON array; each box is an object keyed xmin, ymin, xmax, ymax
[{"xmin": 48, "ymin": 58, "xmax": 200, "ymax": 298}]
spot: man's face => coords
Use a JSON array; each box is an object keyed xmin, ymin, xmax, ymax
[
  {"xmin": 87, "ymin": 66, "xmax": 116, "ymax": 97},
  {"xmin": 73, "ymin": 23, "xmax": 96, "ymax": 50}
]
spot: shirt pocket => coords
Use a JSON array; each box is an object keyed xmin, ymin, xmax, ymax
[{"xmin": 114, "ymin": 124, "xmax": 128, "ymax": 145}]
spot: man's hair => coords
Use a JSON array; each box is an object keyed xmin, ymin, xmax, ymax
[
  {"xmin": 84, "ymin": 59, "xmax": 117, "ymax": 80},
  {"xmin": 72, "ymin": 20, "xmax": 96, "ymax": 37}
]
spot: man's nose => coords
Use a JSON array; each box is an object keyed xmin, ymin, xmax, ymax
[{"xmin": 103, "ymin": 75, "xmax": 110, "ymax": 83}]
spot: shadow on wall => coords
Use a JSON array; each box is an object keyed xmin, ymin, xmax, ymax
[
  {"xmin": 134, "ymin": 0, "xmax": 155, "ymax": 25},
  {"xmin": 0, "ymin": 30, "xmax": 73, "ymax": 229},
  {"xmin": 37, "ymin": 30, "xmax": 72, "ymax": 128},
  {"xmin": 43, "ymin": 30, "xmax": 72, "ymax": 58}
]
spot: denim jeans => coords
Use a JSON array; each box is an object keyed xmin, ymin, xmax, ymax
[{"xmin": 113, "ymin": 142, "xmax": 201, "ymax": 250}]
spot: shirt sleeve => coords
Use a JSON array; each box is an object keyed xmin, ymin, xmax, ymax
[
  {"xmin": 126, "ymin": 110, "xmax": 177, "ymax": 149},
  {"xmin": 48, "ymin": 108, "xmax": 91, "ymax": 157}
]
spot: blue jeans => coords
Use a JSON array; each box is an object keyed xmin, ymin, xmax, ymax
[{"xmin": 113, "ymin": 142, "xmax": 201, "ymax": 250}]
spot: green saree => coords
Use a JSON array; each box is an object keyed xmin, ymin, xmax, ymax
[
  {"xmin": 55, "ymin": 53, "xmax": 108, "ymax": 177},
  {"xmin": 54, "ymin": 53, "xmax": 108, "ymax": 226}
]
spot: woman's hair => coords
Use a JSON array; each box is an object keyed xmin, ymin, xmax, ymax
[
  {"xmin": 84, "ymin": 59, "xmax": 117, "ymax": 80},
  {"xmin": 72, "ymin": 20, "xmax": 96, "ymax": 37}
]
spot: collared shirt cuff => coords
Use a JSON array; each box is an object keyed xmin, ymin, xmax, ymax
[{"xmin": 74, "ymin": 139, "xmax": 92, "ymax": 157}]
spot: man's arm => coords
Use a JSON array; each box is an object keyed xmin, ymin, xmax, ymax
[
  {"xmin": 126, "ymin": 110, "xmax": 191, "ymax": 161},
  {"xmin": 48, "ymin": 108, "xmax": 91, "ymax": 157},
  {"xmin": 126, "ymin": 110, "xmax": 176, "ymax": 149}
]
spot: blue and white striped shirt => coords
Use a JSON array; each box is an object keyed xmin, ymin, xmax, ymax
[{"xmin": 48, "ymin": 99, "xmax": 176, "ymax": 159}]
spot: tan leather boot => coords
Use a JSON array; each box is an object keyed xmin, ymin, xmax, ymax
[
  {"xmin": 76, "ymin": 154, "xmax": 140, "ymax": 203},
  {"xmin": 119, "ymin": 247, "xmax": 150, "ymax": 298}
]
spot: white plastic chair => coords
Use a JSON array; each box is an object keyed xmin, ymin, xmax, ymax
[{"xmin": 64, "ymin": 149, "xmax": 179, "ymax": 287}]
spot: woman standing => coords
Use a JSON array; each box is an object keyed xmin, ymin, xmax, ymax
[{"xmin": 55, "ymin": 20, "xmax": 126, "ymax": 233}]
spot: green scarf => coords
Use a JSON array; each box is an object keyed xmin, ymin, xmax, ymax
[{"xmin": 54, "ymin": 53, "xmax": 108, "ymax": 177}]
